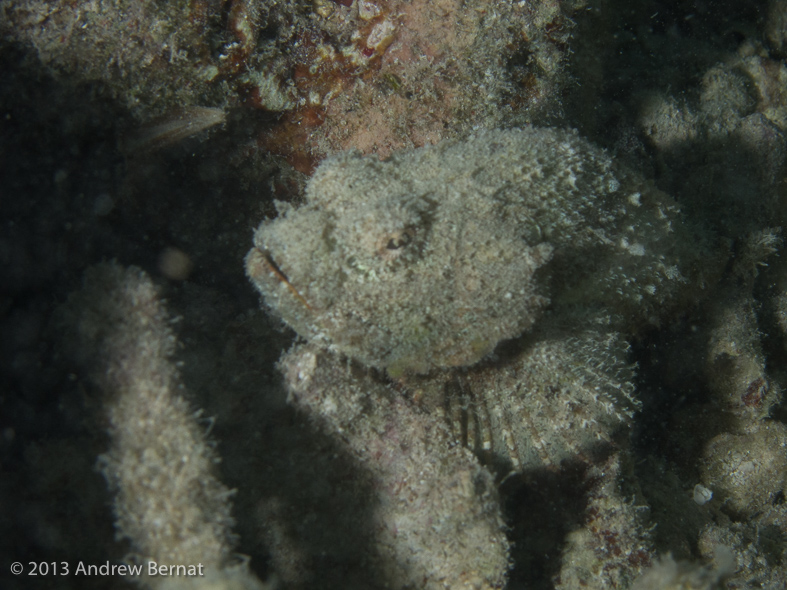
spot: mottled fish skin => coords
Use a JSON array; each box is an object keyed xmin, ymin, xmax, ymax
[{"xmin": 247, "ymin": 127, "xmax": 722, "ymax": 375}]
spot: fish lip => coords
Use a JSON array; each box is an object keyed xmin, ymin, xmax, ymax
[{"xmin": 248, "ymin": 246, "xmax": 313, "ymax": 311}]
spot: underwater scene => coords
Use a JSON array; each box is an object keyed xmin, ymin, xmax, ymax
[{"xmin": 3, "ymin": 0, "xmax": 787, "ymax": 588}]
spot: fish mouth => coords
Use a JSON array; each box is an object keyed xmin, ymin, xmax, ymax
[{"xmin": 247, "ymin": 247, "xmax": 313, "ymax": 311}]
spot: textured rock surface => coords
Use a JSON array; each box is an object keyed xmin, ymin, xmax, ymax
[
  {"xmin": 60, "ymin": 264, "xmax": 268, "ymax": 590},
  {"xmin": 700, "ymin": 422, "xmax": 787, "ymax": 518},
  {"xmin": 248, "ymin": 127, "xmax": 721, "ymax": 375},
  {"xmin": 555, "ymin": 454, "xmax": 654, "ymax": 590},
  {"xmin": 280, "ymin": 343, "xmax": 510, "ymax": 590}
]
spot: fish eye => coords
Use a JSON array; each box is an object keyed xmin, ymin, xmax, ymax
[
  {"xmin": 386, "ymin": 232, "xmax": 411, "ymax": 250},
  {"xmin": 377, "ymin": 228, "xmax": 415, "ymax": 260}
]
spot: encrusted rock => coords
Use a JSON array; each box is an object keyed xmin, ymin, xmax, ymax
[
  {"xmin": 555, "ymin": 454, "xmax": 654, "ymax": 590},
  {"xmin": 279, "ymin": 343, "xmax": 510, "ymax": 590},
  {"xmin": 700, "ymin": 421, "xmax": 787, "ymax": 518}
]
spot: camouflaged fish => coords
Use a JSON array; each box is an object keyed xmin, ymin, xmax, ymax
[{"xmin": 247, "ymin": 127, "xmax": 720, "ymax": 376}]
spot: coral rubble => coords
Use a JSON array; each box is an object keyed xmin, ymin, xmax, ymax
[
  {"xmin": 8, "ymin": 0, "xmax": 787, "ymax": 589},
  {"xmin": 280, "ymin": 343, "xmax": 510, "ymax": 589},
  {"xmin": 555, "ymin": 454, "xmax": 654, "ymax": 590},
  {"xmin": 60, "ymin": 264, "xmax": 268, "ymax": 590},
  {"xmin": 0, "ymin": 0, "xmax": 223, "ymax": 119},
  {"xmin": 1, "ymin": 0, "xmax": 582, "ymax": 168}
]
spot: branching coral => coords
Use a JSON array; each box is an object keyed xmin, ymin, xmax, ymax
[{"xmin": 61, "ymin": 263, "xmax": 269, "ymax": 590}]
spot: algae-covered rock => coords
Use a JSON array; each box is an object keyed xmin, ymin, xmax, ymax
[
  {"xmin": 61, "ymin": 264, "xmax": 269, "ymax": 590},
  {"xmin": 631, "ymin": 554, "xmax": 732, "ymax": 590},
  {"xmin": 248, "ymin": 127, "xmax": 721, "ymax": 375},
  {"xmin": 700, "ymin": 421, "xmax": 787, "ymax": 518},
  {"xmin": 279, "ymin": 343, "xmax": 510, "ymax": 590},
  {"xmin": 556, "ymin": 454, "xmax": 654, "ymax": 590}
]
